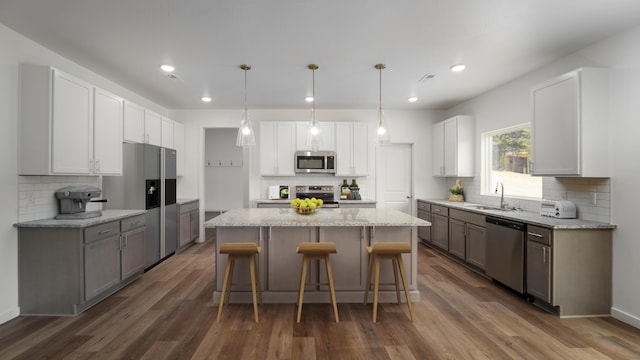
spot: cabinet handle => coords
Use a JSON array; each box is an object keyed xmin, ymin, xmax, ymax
[
  {"xmin": 542, "ymin": 247, "xmax": 547, "ymax": 264},
  {"xmin": 98, "ymin": 228, "xmax": 113, "ymax": 235},
  {"xmin": 528, "ymin": 232, "xmax": 543, "ymax": 238},
  {"xmin": 433, "ymin": 208, "xmax": 441, "ymax": 213},
  {"xmin": 130, "ymin": 220, "xmax": 139, "ymax": 226}
]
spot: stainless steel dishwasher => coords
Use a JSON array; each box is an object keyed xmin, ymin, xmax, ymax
[{"xmin": 485, "ymin": 217, "xmax": 526, "ymax": 294}]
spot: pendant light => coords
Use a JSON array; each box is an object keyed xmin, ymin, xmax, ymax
[
  {"xmin": 236, "ymin": 64, "xmax": 256, "ymax": 147},
  {"xmin": 375, "ymin": 64, "xmax": 390, "ymax": 144},
  {"xmin": 306, "ymin": 64, "xmax": 322, "ymax": 150}
]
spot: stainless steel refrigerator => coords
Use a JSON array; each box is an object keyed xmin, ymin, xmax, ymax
[{"xmin": 103, "ymin": 143, "xmax": 177, "ymax": 270}]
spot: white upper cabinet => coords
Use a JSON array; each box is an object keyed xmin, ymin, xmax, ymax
[
  {"xmin": 144, "ymin": 111, "xmax": 162, "ymax": 146},
  {"xmin": 295, "ymin": 122, "xmax": 335, "ymax": 151},
  {"xmin": 531, "ymin": 68, "xmax": 609, "ymax": 177},
  {"xmin": 335, "ymin": 122, "xmax": 369, "ymax": 176},
  {"xmin": 161, "ymin": 117, "xmax": 175, "ymax": 149},
  {"xmin": 123, "ymin": 101, "xmax": 145, "ymax": 143},
  {"xmin": 432, "ymin": 115, "xmax": 474, "ymax": 177},
  {"xmin": 174, "ymin": 121, "xmax": 185, "ymax": 177},
  {"xmin": 260, "ymin": 122, "xmax": 296, "ymax": 176},
  {"xmin": 19, "ymin": 65, "xmax": 122, "ymax": 176},
  {"xmin": 93, "ymin": 88, "xmax": 123, "ymax": 175}
]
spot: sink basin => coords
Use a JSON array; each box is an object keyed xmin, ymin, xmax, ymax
[{"xmin": 468, "ymin": 205, "xmax": 513, "ymax": 211}]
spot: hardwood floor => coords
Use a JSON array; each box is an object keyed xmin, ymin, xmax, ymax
[{"xmin": 1, "ymin": 239, "xmax": 639, "ymax": 359}]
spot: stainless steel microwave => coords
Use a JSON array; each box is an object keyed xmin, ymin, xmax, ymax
[{"xmin": 295, "ymin": 151, "xmax": 336, "ymax": 174}]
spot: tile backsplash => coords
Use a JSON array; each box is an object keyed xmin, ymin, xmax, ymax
[
  {"xmin": 446, "ymin": 176, "xmax": 611, "ymax": 223},
  {"xmin": 18, "ymin": 176, "xmax": 102, "ymax": 222}
]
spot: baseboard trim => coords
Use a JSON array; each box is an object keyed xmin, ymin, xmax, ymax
[
  {"xmin": 611, "ymin": 307, "xmax": 640, "ymax": 329},
  {"xmin": 0, "ymin": 307, "xmax": 20, "ymax": 325}
]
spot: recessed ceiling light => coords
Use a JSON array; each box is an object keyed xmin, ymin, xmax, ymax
[
  {"xmin": 408, "ymin": 96, "xmax": 418, "ymax": 103},
  {"xmin": 201, "ymin": 96, "xmax": 212, "ymax": 103},
  {"xmin": 450, "ymin": 64, "xmax": 466, "ymax": 72},
  {"xmin": 304, "ymin": 96, "xmax": 314, "ymax": 102},
  {"xmin": 160, "ymin": 64, "xmax": 175, "ymax": 73}
]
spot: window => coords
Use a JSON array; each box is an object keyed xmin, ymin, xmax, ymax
[{"xmin": 482, "ymin": 124, "xmax": 542, "ymax": 199}]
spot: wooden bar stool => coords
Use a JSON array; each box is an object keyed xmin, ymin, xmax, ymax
[
  {"xmin": 296, "ymin": 242, "xmax": 339, "ymax": 323},
  {"xmin": 363, "ymin": 242, "xmax": 414, "ymax": 323},
  {"xmin": 216, "ymin": 242, "xmax": 262, "ymax": 322}
]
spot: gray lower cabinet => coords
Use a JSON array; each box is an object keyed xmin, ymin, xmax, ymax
[
  {"xmin": 431, "ymin": 211, "xmax": 449, "ymax": 251},
  {"xmin": 339, "ymin": 202, "xmax": 376, "ymax": 208},
  {"xmin": 18, "ymin": 213, "xmax": 146, "ymax": 315},
  {"xmin": 466, "ymin": 223, "xmax": 486, "ymax": 270},
  {"xmin": 448, "ymin": 218, "xmax": 466, "ymax": 259},
  {"xmin": 84, "ymin": 222, "xmax": 121, "ymax": 300},
  {"xmin": 178, "ymin": 200, "xmax": 200, "ymax": 249},
  {"xmin": 417, "ymin": 200, "xmax": 431, "ymax": 244},
  {"xmin": 527, "ymin": 240, "xmax": 551, "ymax": 302},
  {"xmin": 121, "ymin": 217, "xmax": 147, "ymax": 279},
  {"xmin": 256, "ymin": 202, "xmax": 289, "ymax": 208}
]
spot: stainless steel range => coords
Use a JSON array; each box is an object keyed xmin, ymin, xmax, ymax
[{"xmin": 295, "ymin": 185, "xmax": 339, "ymax": 208}]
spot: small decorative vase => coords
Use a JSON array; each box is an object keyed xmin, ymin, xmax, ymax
[{"xmin": 449, "ymin": 194, "xmax": 464, "ymax": 202}]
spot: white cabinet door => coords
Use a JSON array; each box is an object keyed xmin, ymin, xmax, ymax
[
  {"xmin": 259, "ymin": 122, "xmax": 295, "ymax": 176},
  {"xmin": 531, "ymin": 68, "xmax": 608, "ymax": 177},
  {"xmin": 532, "ymin": 73, "xmax": 579, "ymax": 175},
  {"xmin": 296, "ymin": 122, "xmax": 335, "ymax": 151},
  {"xmin": 432, "ymin": 121, "xmax": 444, "ymax": 176},
  {"xmin": 123, "ymin": 101, "xmax": 145, "ymax": 143},
  {"xmin": 161, "ymin": 117, "xmax": 174, "ymax": 149},
  {"xmin": 432, "ymin": 116, "xmax": 474, "ymax": 177},
  {"xmin": 335, "ymin": 122, "xmax": 369, "ymax": 176},
  {"xmin": 52, "ymin": 70, "xmax": 93, "ymax": 174},
  {"xmin": 93, "ymin": 88, "xmax": 123, "ymax": 175},
  {"xmin": 352, "ymin": 122, "xmax": 369, "ymax": 175},
  {"xmin": 174, "ymin": 121, "xmax": 185, "ymax": 177},
  {"xmin": 144, "ymin": 111, "xmax": 162, "ymax": 146}
]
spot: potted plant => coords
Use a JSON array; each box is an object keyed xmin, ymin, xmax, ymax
[{"xmin": 448, "ymin": 179, "xmax": 464, "ymax": 202}]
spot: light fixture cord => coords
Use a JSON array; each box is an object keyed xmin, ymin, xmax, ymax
[
  {"xmin": 379, "ymin": 67, "xmax": 383, "ymax": 114},
  {"xmin": 312, "ymin": 67, "xmax": 316, "ymax": 112},
  {"xmin": 244, "ymin": 67, "xmax": 248, "ymax": 116}
]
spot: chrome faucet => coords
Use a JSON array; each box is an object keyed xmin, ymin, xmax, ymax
[{"xmin": 495, "ymin": 182, "xmax": 505, "ymax": 209}]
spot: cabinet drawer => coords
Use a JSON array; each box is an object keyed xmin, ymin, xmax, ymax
[
  {"xmin": 527, "ymin": 225, "xmax": 552, "ymax": 246},
  {"xmin": 121, "ymin": 214, "xmax": 146, "ymax": 233},
  {"xmin": 417, "ymin": 201, "xmax": 431, "ymax": 212},
  {"xmin": 85, "ymin": 221, "xmax": 119, "ymax": 243},
  {"xmin": 449, "ymin": 208, "xmax": 485, "ymax": 227},
  {"xmin": 179, "ymin": 201, "xmax": 199, "ymax": 213},
  {"xmin": 431, "ymin": 205, "xmax": 449, "ymax": 216}
]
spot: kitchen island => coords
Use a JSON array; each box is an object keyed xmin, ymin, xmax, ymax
[{"xmin": 205, "ymin": 208, "xmax": 430, "ymax": 304}]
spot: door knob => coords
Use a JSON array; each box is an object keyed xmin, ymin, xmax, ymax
[{"xmin": 406, "ymin": 195, "xmax": 411, "ymax": 199}]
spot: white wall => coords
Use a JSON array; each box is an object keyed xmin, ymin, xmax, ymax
[
  {"xmin": 204, "ymin": 128, "xmax": 244, "ymax": 211},
  {"xmin": 0, "ymin": 23, "xmax": 169, "ymax": 325},
  {"xmin": 446, "ymin": 24, "xmax": 640, "ymax": 328}
]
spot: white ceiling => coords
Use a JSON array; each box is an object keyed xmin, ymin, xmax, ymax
[{"xmin": 2, "ymin": 0, "xmax": 640, "ymax": 110}]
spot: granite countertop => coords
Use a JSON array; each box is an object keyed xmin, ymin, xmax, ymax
[
  {"xmin": 14, "ymin": 209, "xmax": 147, "ymax": 229},
  {"xmin": 255, "ymin": 199, "xmax": 377, "ymax": 204},
  {"xmin": 177, "ymin": 198, "xmax": 199, "ymax": 205},
  {"xmin": 205, "ymin": 208, "xmax": 429, "ymax": 227},
  {"xmin": 418, "ymin": 199, "xmax": 616, "ymax": 230}
]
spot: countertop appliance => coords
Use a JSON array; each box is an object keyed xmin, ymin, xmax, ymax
[
  {"xmin": 268, "ymin": 185, "xmax": 290, "ymax": 200},
  {"xmin": 295, "ymin": 151, "xmax": 336, "ymax": 174},
  {"xmin": 540, "ymin": 199, "xmax": 576, "ymax": 218},
  {"xmin": 485, "ymin": 216, "xmax": 526, "ymax": 294},
  {"xmin": 295, "ymin": 185, "xmax": 339, "ymax": 207},
  {"xmin": 103, "ymin": 143, "xmax": 177, "ymax": 270},
  {"xmin": 54, "ymin": 185, "xmax": 106, "ymax": 219}
]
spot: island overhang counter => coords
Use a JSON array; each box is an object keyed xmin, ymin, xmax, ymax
[{"xmin": 204, "ymin": 208, "xmax": 431, "ymax": 304}]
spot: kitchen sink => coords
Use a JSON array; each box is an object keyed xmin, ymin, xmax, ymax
[{"xmin": 466, "ymin": 205, "xmax": 513, "ymax": 211}]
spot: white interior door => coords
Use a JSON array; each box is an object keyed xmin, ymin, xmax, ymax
[{"xmin": 376, "ymin": 143, "xmax": 413, "ymax": 215}]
